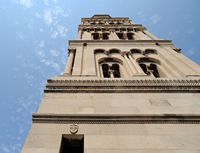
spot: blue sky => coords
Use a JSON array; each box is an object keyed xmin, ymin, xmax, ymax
[{"xmin": 0, "ymin": 0, "xmax": 200, "ymax": 153}]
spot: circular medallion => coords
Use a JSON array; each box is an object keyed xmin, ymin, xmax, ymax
[{"xmin": 69, "ymin": 124, "xmax": 78, "ymax": 134}]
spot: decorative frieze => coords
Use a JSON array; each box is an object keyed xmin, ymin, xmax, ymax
[
  {"xmin": 45, "ymin": 78, "xmax": 200, "ymax": 93},
  {"xmin": 32, "ymin": 114, "xmax": 200, "ymax": 124}
]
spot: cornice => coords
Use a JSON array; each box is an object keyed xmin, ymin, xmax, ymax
[
  {"xmin": 32, "ymin": 114, "xmax": 200, "ymax": 124},
  {"xmin": 69, "ymin": 40, "xmax": 172, "ymax": 45},
  {"xmin": 78, "ymin": 24, "xmax": 143, "ymax": 29},
  {"xmin": 45, "ymin": 78, "xmax": 200, "ymax": 93},
  {"xmin": 81, "ymin": 17, "xmax": 130, "ymax": 21}
]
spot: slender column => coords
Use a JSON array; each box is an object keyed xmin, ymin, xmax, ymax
[
  {"xmin": 109, "ymin": 29, "xmax": 119, "ymax": 40},
  {"xmin": 64, "ymin": 48, "xmax": 76, "ymax": 76},
  {"xmin": 113, "ymin": 31, "xmax": 120, "ymax": 40},
  {"xmin": 123, "ymin": 32, "xmax": 128, "ymax": 40},
  {"xmin": 121, "ymin": 52, "xmax": 132, "ymax": 76},
  {"xmin": 99, "ymin": 32, "xmax": 103, "ymax": 40},
  {"xmin": 129, "ymin": 54, "xmax": 145, "ymax": 74},
  {"xmin": 143, "ymin": 30, "xmax": 160, "ymax": 40},
  {"xmin": 122, "ymin": 52, "xmax": 135, "ymax": 76},
  {"xmin": 78, "ymin": 29, "xmax": 82, "ymax": 40}
]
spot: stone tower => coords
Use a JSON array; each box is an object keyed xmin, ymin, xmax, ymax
[{"xmin": 21, "ymin": 15, "xmax": 200, "ymax": 153}]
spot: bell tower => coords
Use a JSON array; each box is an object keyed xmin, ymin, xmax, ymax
[{"xmin": 21, "ymin": 15, "xmax": 200, "ymax": 153}]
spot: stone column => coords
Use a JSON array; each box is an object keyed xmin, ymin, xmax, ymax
[
  {"xmin": 122, "ymin": 52, "xmax": 135, "ymax": 76},
  {"xmin": 129, "ymin": 54, "xmax": 145, "ymax": 74},
  {"xmin": 99, "ymin": 32, "xmax": 103, "ymax": 40},
  {"xmin": 78, "ymin": 29, "xmax": 82, "ymax": 40},
  {"xmin": 109, "ymin": 29, "xmax": 119, "ymax": 40},
  {"xmin": 64, "ymin": 48, "xmax": 76, "ymax": 76},
  {"xmin": 123, "ymin": 32, "xmax": 128, "ymax": 40}
]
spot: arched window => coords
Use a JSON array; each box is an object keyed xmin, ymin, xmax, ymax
[
  {"xmin": 127, "ymin": 33, "xmax": 134, "ymax": 40},
  {"xmin": 109, "ymin": 49, "xmax": 120, "ymax": 54},
  {"xmin": 144, "ymin": 49, "xmax": 157, "ymax": 55},
  {"xmin": 92, "ymin": 33, "xmax": 100, "ymax": 40},
  {"xmin": 90, "ymin": 22, "xmax": 96, "ymax": 25},
  {"xmin": 112, "ymin": 64, "xmax": 120, "ymax": 78},
  {"xmin": 100, "ymin": 59, "xmax": 122, "ymax": 78},
  {"xmin": 109, "ymin": 22, "xmax": 115, "ymax": 25},
  {"xmin": 94, "ymin": 49, "xmax": 105, "ymax": 54},
  {"xmin": 138, "ymin": 58, "xmax": 162, "ymax": 78},
  {"xmin": 98, "ymin": 22, "xmax": 104, "ymax": 25},
  {"xmin": 116, "ymin": 33, "xmax": 124, "ymax": 39},
  {"xmin": 149, "ymin": 63, "xmax": 160, "ymax": 77},
  {"xmin": 130, "ymin": 49, "xmax": 142, "ymax": 54},
  {"xmin": 102, "ymin": 33, "xmax": 109, "ymax": 40},
  {"xmin": 102, "ymin": 64, "xmax": 110, "ymax": 78}
]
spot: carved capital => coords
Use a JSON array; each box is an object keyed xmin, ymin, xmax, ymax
[
  {"xmin": 68, "ymin": 48, "xmax": 76, "ymax": 54},
  {"xmin": 121, "ymin": 51, "xmax": 129, "ymax": 56}
]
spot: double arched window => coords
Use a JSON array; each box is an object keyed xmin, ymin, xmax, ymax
[
  {"xmin": 138, "ymin": 58, "xmax": 162, "ymax": 78},
  {"xmin": 100, "ymin": 59, "xmax": 121, "ymax": 78},
  {"xmin": 102, "ymin": 63, "xmax": 120, "ymax": 78},
  {"xmin": 92, "ymin": 33, "xmax": 110, "ymax": 40}
]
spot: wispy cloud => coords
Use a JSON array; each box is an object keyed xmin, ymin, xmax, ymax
[
  {"xmin": 43, "ymin": 10, "xmax": 53, "ymax": 26},
  {"xmin": 42, "ymin": 6, "xmax": 71, "ymax": 38},
  {"xmin": 16, "ymin": 0, "xmax": 33, "ymax": 8},
  {"xmin": 150, "ymin": 15, "xmax": 161, "ymax": 24}
]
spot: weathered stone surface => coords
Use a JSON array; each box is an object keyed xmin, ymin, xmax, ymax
[{"xmin": 21, "ymin": 15, "xmax": 200, "ymax": 153}]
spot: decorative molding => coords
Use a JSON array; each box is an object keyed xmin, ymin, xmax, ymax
[
  {"xmin": 32, "ymin": 114, "xmax": 200, "ymax": 124},
  {"xmin": 45, "ymin": 78, "xmax": 200, "ymax": 93},
  {"xmin": 79, "ymin": 24, "xmax": 143, "ymax": 30},
  {"xmin": 69, "ymin": 124, "xmax": 79, "ymax": 134},
  {"xmin": 69, "ymin": 40, "xmax": 172, "ymax": 45}
]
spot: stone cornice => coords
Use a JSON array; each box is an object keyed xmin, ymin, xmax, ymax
[
  {"xmin": 78, "ymin": 24, "xmax": 143, "ymax": 30},
  {"xmin": 69, "ymin": 40, "xmax": 172, "ymax": 46},
  {"xmin": 32, "ymin": 114, "xmax": 200, "ymax": 124},
  {"xmin": 81, "ymin": 17, "xmax": 130, "ymax": 22},
  {"xmin": 45, "ymin": 78, "xmax": 200, "ymax": 93}
]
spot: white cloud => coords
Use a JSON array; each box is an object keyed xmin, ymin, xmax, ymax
[
  {"xmin": 17, "ymin": 0, "xmax": 32, "ymax": 8},
  {"xmin": 50, "ymin": 25, "xmax": 68, "ymax": 38},
  {"xmin": 50, "ymin": 49, "xmax": 60, "ymax": 57},
  {"xmin": 43, "ymin": 10, "xmax": 53, "ymax": 26},
  {"xmin": 38, "ymin": 41, "xmax": 45, "ymax": 48},
  {"xmin": 35, "ymin": 12, "xmax": 42, "ymax": 18},
  {"xmin": 1, "ymin": 144, "xmax": 10, "ymax": 153},
  {"xmin": 43, "ymin": 0, "xmax": 49, "ymax": 5},
  {"xmin": 57, "ymin": 25, "xmax": 68, "ymax": 37}
]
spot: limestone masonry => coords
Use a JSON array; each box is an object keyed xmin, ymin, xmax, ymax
[{"xmin": 21, "ymin": 15, "xmax": 200, "ymax": 153}]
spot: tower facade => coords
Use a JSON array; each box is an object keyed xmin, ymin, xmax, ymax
[{"xmin": 21, "ymin": 15, "xmax": 200, "ymax": 153}]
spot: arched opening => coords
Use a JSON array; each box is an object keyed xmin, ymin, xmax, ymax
[
  {"xmin": 149, "ymin": 63, "xmax": 160, "ymax": 78},
  {"xmin": 102, "ymin": 64, "xmax": 110, "ymax": 78},
  {"xmin": 144, "ymin": 49, "xmax": 157, "ymax": 55},
  {"xmin": 127, "ymin": 33, "xmax": 134, "ymax": 40},
  {"xmin": 116, "ymin": 33, "xmax": 124, "ymax": 39},
  {"xmin": 98, "ymin": 22, "xmax": 104, "ymax": 25},
  {"xmin": 92, "ymin": 33, "xmax": 100, "ymax": 40},
  {"xmin": 112, "ymin": 64, "xmax": 120, "ymax": 78},
  {"xmin": 130, "ymin": 49, "xmax": 142, "ymax": 54},
  {"xmin": 94, "ymin": 49, "xmax": 105, "ymax": 54},
  {"xmin": 109, "ymin": 49, "xmax": 121, "ymax": 54},
  {"xmin": 102, "ymin": 33, "xmax": 109, "ymax": 40},
  {"xmin": 137, "ymin": 58, "xmax": 163, "ymax": 78},
  {"xmin": 99, "ymin": 58, "xmax": 123, "ymax": 78}
]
